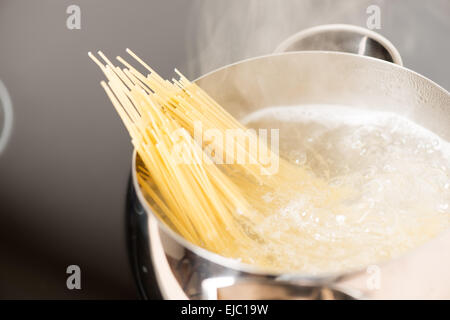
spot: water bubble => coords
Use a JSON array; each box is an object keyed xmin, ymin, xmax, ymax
[
  {"xmin": 438, "ymin": 203, "xmax": 449, "ymax": 212},
  {"xmin": 432, "ymin": 139, "xmax": 441, "ymax": 149},
  {"xmin": 336, "ymin": 215, "xmax": 346, "ymax": 225},
  {"xmin": 294, "ymin": 152, "xmax": 307, "ymax": 165},
  {"xmin": 383, "ymin": 165, "xmax": 396, "ymax": 173}
]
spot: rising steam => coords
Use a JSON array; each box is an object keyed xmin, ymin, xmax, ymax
[{"xmin": 186, "ymin": 0, "xmax": 385, "ymax": 77}]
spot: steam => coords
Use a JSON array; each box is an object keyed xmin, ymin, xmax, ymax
[
  {"xmin": 186, "ymin": 0, "xmax": 386, "ymax": 78},
  {"xmin": 186, "ymin": 0, "xmax": 450, "ymax": 88}
]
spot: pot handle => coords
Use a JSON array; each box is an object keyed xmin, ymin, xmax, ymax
[{"xmin": 274, "ymin": 24, "xmax": 403, "ymax": 66}]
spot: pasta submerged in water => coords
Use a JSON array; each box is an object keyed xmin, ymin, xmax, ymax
[{"xmin": 89, "ymin": 50, "xmax": 449, "ymax": 274}]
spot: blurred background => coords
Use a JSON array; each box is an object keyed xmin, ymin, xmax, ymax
[{"xmin": 0, "ymin": 0, "xmax": 448, "ymax": 299}]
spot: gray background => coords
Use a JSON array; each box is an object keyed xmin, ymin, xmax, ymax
[{"xmin": 0, "ymin": 0, "xmax": 448, "ymax": 298}]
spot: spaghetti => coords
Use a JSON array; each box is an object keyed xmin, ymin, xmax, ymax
[{"xmin": 88, "ymin": 50, "xmax": 359, "ymax": 270}]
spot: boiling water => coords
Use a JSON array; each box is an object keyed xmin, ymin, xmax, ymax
[{"xmin": 241, "ymin": 105, "xmax": 450, "ymax": 274}]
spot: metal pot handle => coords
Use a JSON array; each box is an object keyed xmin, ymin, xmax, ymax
[{"xmin": 274, "ymin": 24, "xmax": 403, "ymax": 66}]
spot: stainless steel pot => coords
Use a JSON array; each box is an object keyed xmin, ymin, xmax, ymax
[{"xmin": 131, "ymin": 25, "xmax": 450, "ymax": 299}]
